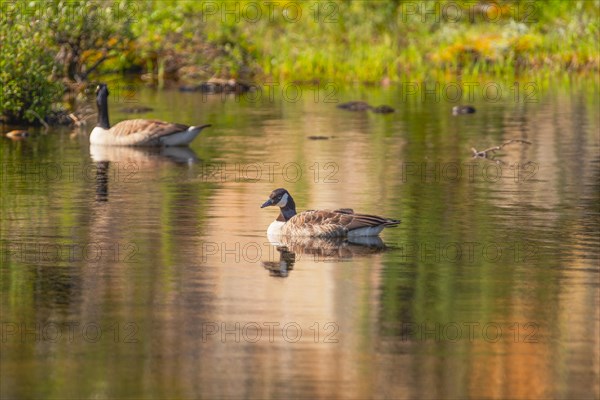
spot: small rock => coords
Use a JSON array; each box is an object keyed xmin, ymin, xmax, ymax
[
  {"xmin": 453, "ymin": 105, "xmax": 476, "ymax": 115},
  {"xmin": 121, "ymin": 106, "xmax": 154, "ymax": 114},
  {"xmin": 180, "ymin": 79, "xmax": 253, "ymax": 94},
  {"xmin": 371, "ymin": 105, "xmax": 395, "ymax": 114},
  {"xmin": 179, "ymin": 85, "xmax": 200, "ymax": 92},
  {"xmin": 337, "ymin": 101, "xmax": 372, "ymax": 111}
]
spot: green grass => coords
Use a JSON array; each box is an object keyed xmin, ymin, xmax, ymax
[
  {"xmin": 104, "ymin": 0, "xmax": 600, "ymax": 83},
  {"xmin": 6, "ymin": 0, "xmax": 600, "ymax": 83},
  {"xmin": 2, "ymin": 0, "xmax": 599, "ymax": 123}
]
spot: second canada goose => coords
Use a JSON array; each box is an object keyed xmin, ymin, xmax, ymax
[
  {"xmin": 90, "ymin": 83, "xmax": 211, "ymax": 146},
  {"xmin": 261, "ymin": 188, "xmax": 400, "ymax": 237}
]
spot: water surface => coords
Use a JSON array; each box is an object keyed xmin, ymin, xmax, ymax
[{"xmin": 1, "ymin": 78, "xmax": 599, "ymax": 399}]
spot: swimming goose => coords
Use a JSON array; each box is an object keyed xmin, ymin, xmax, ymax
[
  {"xmin": 261, "ymin": 188, "xmax": 400, "ymax": 237},
  {"xmin": 90, "ymin": 83, "xmax": 211, "ymax": 146}
]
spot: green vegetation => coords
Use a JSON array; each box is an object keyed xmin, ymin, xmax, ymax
[
  {"xmin": 0, "ymin": 16, "xmax": 62, "ymax": 123},
  {"xmin": 1, "ymin": 0, "xmax": 135, "ymax": 124},
  {"xmin": 1, "ymin": 0, "xmax": 598, "ymax": 124}
]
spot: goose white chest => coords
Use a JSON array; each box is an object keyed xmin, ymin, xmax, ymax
[
  {"xmin": 90, "ymin": 126, "xmax": 108, "ymax": 145},
  {"xmin": 267, "ymin": 221, "xmax": 286, "ymax": 236}
]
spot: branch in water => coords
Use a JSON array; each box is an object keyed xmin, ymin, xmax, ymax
[{"xmin": 471, "ymin": 139, "xmax": 532, "ymax": 159}]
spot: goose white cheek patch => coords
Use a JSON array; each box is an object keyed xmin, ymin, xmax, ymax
[{"xmin": 277, "ymin": 193, "xmax": 288, "ymax": 207}]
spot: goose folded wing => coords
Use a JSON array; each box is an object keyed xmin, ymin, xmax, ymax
[
  {"xmin": 297, "ymin": 210, "xmax": 396, "ymax": 228},
  {"xmin": 110, "ymin": 119, "xmax": 189, "ymax": 139},
  {"xmin": 345, "ymin": 213, "xmax": 399, "ymax": 230},
  {"xmin": 295, "ymin": 210, "xmax": 353, "ymax": 225},
  {"xmin": 290, "ymin": 210, "xmax": 398, "ymax": 237},
  {"xmin": 292, "ymin": 210, "xmax": 356, "ymax": 235}
]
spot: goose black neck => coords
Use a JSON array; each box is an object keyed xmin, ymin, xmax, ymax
[
  {"xmin": 277, "ymin": 195, "xmax": 297, "ymax": 222},
  {"xmin": 96, "ymin": 91, "xmax": 110, "ymax": 129}
]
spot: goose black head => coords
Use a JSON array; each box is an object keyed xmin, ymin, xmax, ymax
[
  {"xmin": 261, "ymin": 188, "xmax": 290, "ymax": 208},
  {"xmin": 261, "ymin": 188, "xmax": 297, "ymax": 221},
  {"xmin": 96, "ymin": 83, "xmax": 109, "ymax": 98}
]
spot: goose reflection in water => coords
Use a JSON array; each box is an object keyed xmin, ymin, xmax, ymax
[
  {"xmin": 90, "ymin": 145, "xmax": 200, "ymax": 202},
  {"xmin": 90, "ymin": 144, "xmax": 199, "ymax": 165},
  {"xmin": 95, "ymin": 161, "xmax": 110, "ymax": 202},
  {"xmin": 262, "ymin": 235, "xmax": 389, "ymax": 278},
  {"xmin": 263, "ymin": 246, "xmax": 296, "ymax": 278}
]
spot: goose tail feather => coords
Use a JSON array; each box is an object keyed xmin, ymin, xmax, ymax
[{"xmin": 189, "ymin": 124, "xmax": 212, "ymax": 131}]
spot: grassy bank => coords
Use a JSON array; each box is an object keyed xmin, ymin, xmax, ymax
[
  {"xmin": 1, "ymin": 0, "xmax": 598, "ymax": 124},
  {"xmin": 121, "ymin": 0, "xmax": 600, "ymax": 83}
]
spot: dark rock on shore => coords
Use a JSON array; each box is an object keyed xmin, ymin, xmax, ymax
[
  {"xmin": 337, "ymin": 101, "xmax": 372, "ymax": 111},
  {"xmin": 121, "ymin": 106, "xmax": 154, "ymax": 114},
  {"xmin": 452, "ymin": 105, "xmax": 476, "ymax": 115},
  {"xmin": 179, "ymin": 79, "xmax": 253, "ymax": 94},
  {"xmin": 371, "ymin": 105, "xmax": 395, "ymax": 114}
]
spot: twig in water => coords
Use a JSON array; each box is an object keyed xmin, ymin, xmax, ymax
[{"xmin": 471, "ymin": 139, "xmax": 532, "ymax": 159}]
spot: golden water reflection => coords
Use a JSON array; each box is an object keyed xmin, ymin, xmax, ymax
[{"xmin": 1, "ymin": 81, "xmax": 598, "ymax": 399}]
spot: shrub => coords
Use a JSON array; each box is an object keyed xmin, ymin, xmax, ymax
[{"xmin": 0, "ymin": 19, "xmax": 62, "ymax": 124}]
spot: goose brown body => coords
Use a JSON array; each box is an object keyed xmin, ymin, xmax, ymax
[
  {"xmin": 280, "ymin": 209, "xmax": 398, "ymax": 237},
  {"xmin": 109, "ymin": 119, "xmax": 188, "ymax": 139}
]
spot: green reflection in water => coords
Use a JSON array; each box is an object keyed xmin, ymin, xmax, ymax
[{"xmin": 1, "ymin": 77, "xmax": 598, "ymax": 399}]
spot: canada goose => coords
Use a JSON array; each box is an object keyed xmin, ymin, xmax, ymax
[
  {"xmin": 261, "ymin": 188, "xmax": 400, "ymax": 237},
  {"xmin": 91, "ymin": 83, "xmax": 211, "ymax": 146},
  {"xmin": 452, "ymin": 105, "xmax": 476, "ymax": 115}
]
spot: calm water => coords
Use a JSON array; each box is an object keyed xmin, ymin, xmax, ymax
[{"xmin": 1, "ymin": 78, "xmax": 599, "ymax": 399}]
